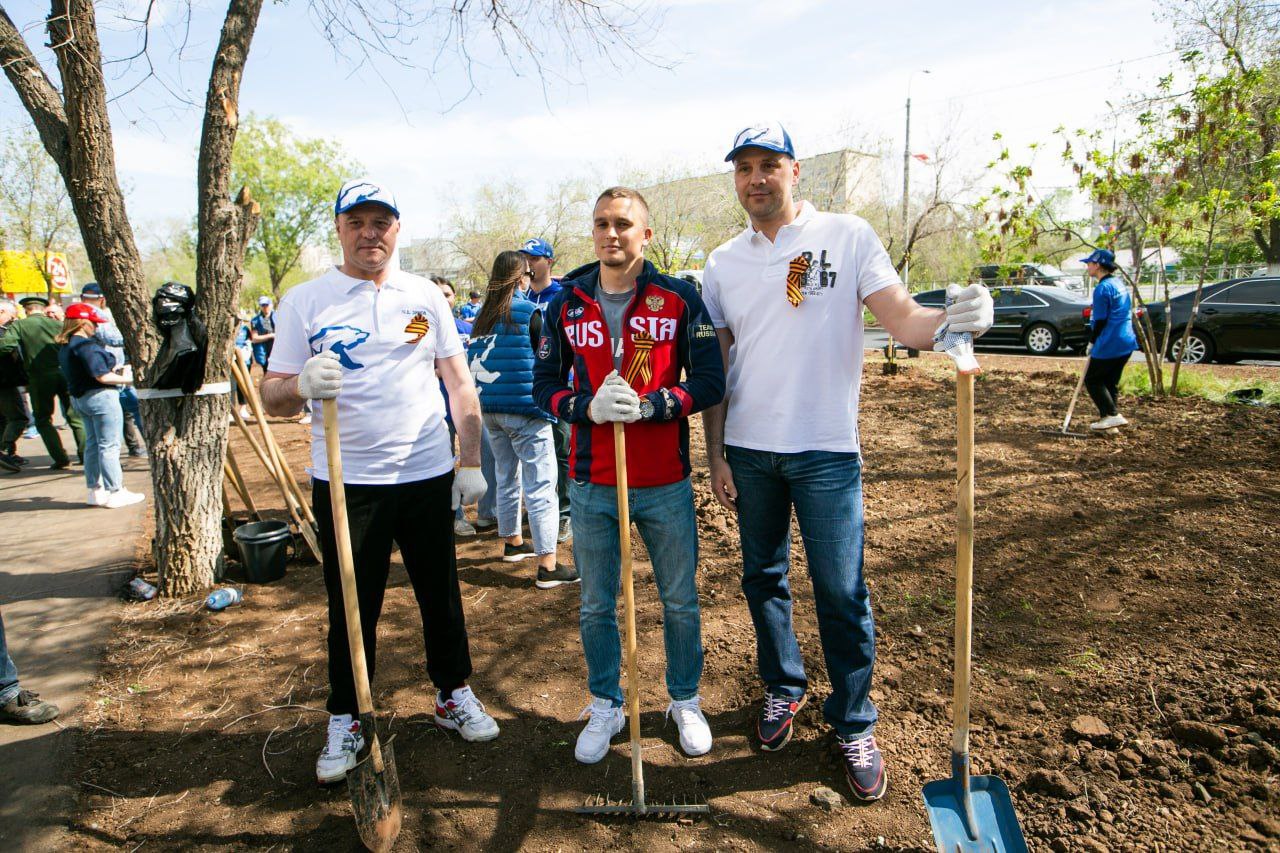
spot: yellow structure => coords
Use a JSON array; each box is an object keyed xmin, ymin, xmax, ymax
[{"xmin": 0, "ymin": 251, "xmax": 74, "ymax": 296}]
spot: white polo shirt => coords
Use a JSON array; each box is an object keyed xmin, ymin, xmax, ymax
[
  {"xmin": 270, "ymin": 267, "xmax": 464, "ymax": 485},
  {"xmin": 702, "ymin": 202, "xmax": 900, "ymax": 454}
]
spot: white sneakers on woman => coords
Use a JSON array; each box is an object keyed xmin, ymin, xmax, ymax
[{"xmin": 86, "ymin": 488, "xmax": 144, "ymax": 508}]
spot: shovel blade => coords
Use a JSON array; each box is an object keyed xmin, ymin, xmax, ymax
[
  {"xmin": 346, "ymin": 738, "xmax": 402, "ymax": 852},
  {"xmin": 922, "ymin": 774, "xmax": 1027, "ymax": 853}
]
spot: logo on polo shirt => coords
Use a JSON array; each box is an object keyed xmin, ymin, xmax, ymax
[
  {"xmin": 404, "ymin": 313, "xmax": 430, "ymax": 344},
  {"xmin": 309, "ymin": 325, "xmax": 370, "ymax": 370},
  {"xmin": 645, "ymin": 294, "xmax": 665, "ymax": 312},
  {"xmin": 790, "ymin": 249, "xmax": 838, "ymax": 297}
]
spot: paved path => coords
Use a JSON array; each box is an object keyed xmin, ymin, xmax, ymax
[{"xmin": 0, "ymin": 430, "xmax": 150, "ymax": 851}]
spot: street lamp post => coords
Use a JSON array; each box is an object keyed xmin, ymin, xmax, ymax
[{"xmin": 886, "ymin": 68, "xmax": 929, "ymax": 375}]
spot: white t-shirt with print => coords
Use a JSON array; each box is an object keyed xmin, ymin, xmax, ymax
[
  {"xmin": 701, "ymin": 202, "xmax": 901, "ymax": 454},
  {"xmin": 270, "ymin": 267, "xmax": 464, "ymax": 485}
]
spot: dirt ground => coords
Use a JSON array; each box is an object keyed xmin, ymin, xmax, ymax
[{"xmin": 63, "ymin": 353, "xmax": 1280, "ymax": 851}]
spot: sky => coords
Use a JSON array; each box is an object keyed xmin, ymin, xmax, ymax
[{"xmin": 0, "ymin": 0, "xmax": 1182, "ymax": 246}]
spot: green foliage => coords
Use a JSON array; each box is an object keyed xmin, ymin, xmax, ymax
[
  {"xmin": 231, "ymin": 115, "xmax": 360, "ymax": 295},
  {"xmin": 0, "ymin": 127, "xmax": 78, "ymax": 291},
  {"xmin": 1120, "ymin": 362, "xmax": 1280, "ymax": 404}
]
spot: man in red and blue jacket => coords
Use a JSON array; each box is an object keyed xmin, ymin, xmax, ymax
[{"xmin": 533, "ymin": 186, "xmax": 724, "ymax": 765}]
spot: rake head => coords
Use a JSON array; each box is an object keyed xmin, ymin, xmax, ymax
[
  {"xmin": 1037, "ymin": 427, "xmax": 1090, "ymax": 439},
  {"xmin": 575, "ymin": 793, "xmax": 710, "ymax": 819}
]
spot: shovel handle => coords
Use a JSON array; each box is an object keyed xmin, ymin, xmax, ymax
[
  {"xmin": 323, "ymin": 398, "xmax": 385, "ymax": 775},
  {"xmin": 614, "ymin": 421, "xmax": 645, "ymax": 810},
  {"xmin": 952, "ymin": 371, "xmax": 974, "ymax": 757}
]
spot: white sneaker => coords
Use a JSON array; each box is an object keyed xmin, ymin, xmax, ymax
[
  {"xmin": 238, "ymin": 405, "xmax": 255, "ymax": 423},
  {"xmin": 1090, "ymin": 414, "xmax": 1128, "ymax": 430},
  {"xmin": 86, "ymin": 488, "xmax": 108, "ymax": 507},
  {"xmin": 316, "ymin": 713, "xmax": 365, "ymax": 784},
  {"xmin": 103, "ymin": 489, "xmax": 145, "ymax": 508},
  {"xmin": 434, "ymin": 686, "xmax": 500, "ymax": 741},
  {"xmin": 575, "ymin": 697, "xmax": 625, "ymax": 764},
  {"xmin": 473, "ymin": 517, "xmax": 497, "ymax": 531},
  {"xmin": 298, "ymin": 413, "xmax": 312, "ymax": 425},
  {"xmin": 666, "ymin": 696, "xmax": 712, "ymax": 756},
  {"xmin": 453, "ymin": 517, "xmax": 477, "ymax": 537}
]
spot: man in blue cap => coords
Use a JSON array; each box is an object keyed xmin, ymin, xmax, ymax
[
  {"xmin": 519, "ymin": 237, "xmax": 571, "ymax": 542},
  {"xmin": 260, "ymin": 177, "xmax": 497, "ymax": 785},
  {"xmin": 1080, "ymin": 248, "xmax": 1137, "ymax": 430},
  {"xmin": 700, "ymin": 120, "xmax": 994, "ymax": 804}
]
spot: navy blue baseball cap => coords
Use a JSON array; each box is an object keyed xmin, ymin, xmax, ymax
[
  {"xmin": 1080, "ymin": 248, "xmax": 1117, "ymax": 267},
  {"xmin": 80, "ymin": 281, "xmax": 103, "ymax": 297},
  {"xmin": 724, "ymin": 121, "xmax": 795, "ymax": 162},
  {"xmin": 519, "ymin": 238, "xmax": 554, "ymax": 259},
  {"xmin": 335, "ymin": 178, "xmax": 400, "ymax": 218}
]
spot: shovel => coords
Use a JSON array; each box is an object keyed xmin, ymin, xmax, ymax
[
  {"xmin": 575, "ymin": 422, "xmax": 709, "ymax": 819},
  {"xmin": 322, "ymin": 397, "xmax": 403, "ymax": 852},
  {"xmin": 922, "ymin": 367, "xmax": 1026, "ymax": 853}
]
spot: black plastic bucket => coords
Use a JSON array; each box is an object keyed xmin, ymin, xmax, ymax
[{"xmin": 232, "ymin": 520, "xmax": 292, "ymax": 583}]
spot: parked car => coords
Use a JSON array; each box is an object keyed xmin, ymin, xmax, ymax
[
  {"xmin": 913, "ymin": 284, "xmax": 1091, "ymax": 355},
  {"xmin": 973, "ymin": 263, "xmax": 1086, "ymax": 294},
  {"xmin": 1144, "ymin": 276, "xmax": 1280, "ymax": 364}
]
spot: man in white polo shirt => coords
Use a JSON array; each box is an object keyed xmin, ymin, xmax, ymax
[
  {"xmin": 700, "ymin": 123, "xmax": 993, "ymax": 803},
  {"xmin": 261, "ymin": 178, "xmax": 497, "ymax": 785}
]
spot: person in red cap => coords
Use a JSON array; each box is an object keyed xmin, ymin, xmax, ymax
[{"xmin": 55, "ymin": 303, "xmax": 145, "ymax": 508}]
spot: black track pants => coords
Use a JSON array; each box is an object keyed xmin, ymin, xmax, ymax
[
  {"xmin": 1084, "ymin": 355, "xmax": 1129, "ymax": 418},
  {"xmin": 312, "ymin": 472, "xmax": 472, "ymax": 716}
]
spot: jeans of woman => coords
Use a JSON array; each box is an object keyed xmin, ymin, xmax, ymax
[
  {"xmin": 482, "ymin": 413, "xmax": 558, "ymax": 555},
  {"xmin": 72, "ymin": 387, "xmax": 124, "ymax": 492}
]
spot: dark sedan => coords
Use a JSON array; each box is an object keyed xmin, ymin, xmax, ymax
[
  {"xmin": 913, "ymin": 284, "xmax": 1091, "ymax": 355},
  {"xmin": 1145, "ymin": 276, "xmax": 1280, "ymax": 364}
]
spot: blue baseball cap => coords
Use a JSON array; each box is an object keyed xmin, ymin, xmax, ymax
[
  {"xmin": 80, "ymin": 281, "xmax": 103, "ymax": 297},
  {"xmin": 335, "ymin": 178, "xmax": 400, "ymax": 218},
  {"xmin": 724, "ymin": 121, "xmax": 795, "ymax": 162},
  {"xmin": 1080, "ymin": 248, "xmax": 1117, "ymax": 267},
  {"xmin": 519, "ymin": 238, "xmax": 554, "ymax": 259}
]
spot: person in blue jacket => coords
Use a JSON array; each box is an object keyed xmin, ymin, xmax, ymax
[
  {"xmin": 1081, "ymin": 248, "xmax": 1138, "ymax": 431},
  {"xmin": 468, "ymin": 251, "xmax": 579, "ymax": 590}
]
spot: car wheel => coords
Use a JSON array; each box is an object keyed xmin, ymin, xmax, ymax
[
  {"xmin": 1024, "ymin": 323, "xmax": 1059, "ymax": 355},
  {"xmin": 1169, "ymin": 330, "xmax": 1214, "ymax": 364}
]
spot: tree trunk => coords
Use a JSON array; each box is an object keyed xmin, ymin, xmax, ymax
[
  {"xmin": 0, "ymin": 0, "xmax": 262, "ymax": 596},
  {"xmin": 1262, "ymin": 217, "xmax": 1280, "ymax": 276}
]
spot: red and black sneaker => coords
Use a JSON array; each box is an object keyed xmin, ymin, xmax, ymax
[
  {"xmin": 838, "ymin": 734, "xmax": 887, "ymax": 802},
  {"xmin": 756, "ymin": 691, "xmax": 806, "ymax": 751}
]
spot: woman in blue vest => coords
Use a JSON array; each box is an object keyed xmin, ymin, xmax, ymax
[
  {"xmin": 468, "ymin": 251, "xmax": 579, "ymax": 590},
  {"xmin": 1081, "ymin": 248, "xmax": 1138, "ymax": 431}
]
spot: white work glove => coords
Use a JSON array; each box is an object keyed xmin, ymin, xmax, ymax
[
  {"xmin": 452, "ymin": 466, "xmax": 487, "ymax": 510},
  {"xmin": 942, "ymin": 282, "xmax": 994, "ymax": 337},
  {"xmin": 587, "ymin": 370, "xmax": 641, "ymax": 424},
  {"xmin": 297, "ymin": 351, "xmax": 342, "ymax": 399}
]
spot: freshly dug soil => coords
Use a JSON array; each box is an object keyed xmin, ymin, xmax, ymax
[{"xmin": 67, "ymin": 353, "xmax": 1280, "ymax": 851}]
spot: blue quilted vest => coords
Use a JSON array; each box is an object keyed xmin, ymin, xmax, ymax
[{"xmin": 466, "ymin": 292, "xmax": 553, "ymax": 421}]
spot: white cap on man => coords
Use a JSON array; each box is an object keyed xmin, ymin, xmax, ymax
[{"xmin": 334, "ymin": 178, "xmax": 400, "ymax": 218}]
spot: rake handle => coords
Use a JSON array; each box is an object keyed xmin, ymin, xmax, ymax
[
  {"xmin": 1062, "ymin": 355, "xmax": 1090, "ymax": 432},
  {"xmin": 323, "ymin": 398, "xmax": 386, "ymax": 775},
  {"xmin": 614, "ymin": 421, "xmax": 645, "ymax": 812}
]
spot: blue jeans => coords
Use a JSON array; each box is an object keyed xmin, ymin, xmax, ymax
[
  {"xmin": 570, "ymin": 477, "xmax": 702, "ymax": 705},
  {"xmin": 727, "ymin": 446, "xmax": 877, "ymax": 737},
  {"xmin": 483, "ymin": 413, "xmax": 558, "ymax": 555},
  {"xmin": 0, "ymin": 609, "xmax": 20, "ymax": 705},
  {"xmin": 477, "ymin": 428, "xmax": 497, "ymax": 522},
  {"xmin": 72, "ymin": 387, "xmax": 124, "ymax": 492}
]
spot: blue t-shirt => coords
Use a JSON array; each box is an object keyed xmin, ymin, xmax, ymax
[
  {"xmin": 1090, "ymin": 275, "xmax": 1138, "ymax": 359},
  {"xmin": 59, "ymin": 335, "xmax": 117, "ymax": 397}
]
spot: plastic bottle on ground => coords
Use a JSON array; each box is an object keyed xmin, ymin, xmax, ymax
[
  {"xmin": 125, "ymin": 577, "xmax": 158, "ymax": 601},
  {"xmin": 205, "ymin": 587, "xmax": 243, "ymax": 612}
]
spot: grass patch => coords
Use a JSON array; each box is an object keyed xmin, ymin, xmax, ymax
[{"xmin": 1119, "ymin": 364, "xmax": 1280, "ymax": 405}]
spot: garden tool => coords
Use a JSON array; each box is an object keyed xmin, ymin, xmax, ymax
[
  {"xmin": 322, "ymin": 398, "xmax": 402, "ymax": 852},
  {"xmin": 923, "ymin": 332, "xmax": 1026, "ymax": 853},
  {"xmin": 576, "ymin": 421, "xmax": 709, "ymax": 820},
  {"xmin": 1039, "ymin": 353, "xmax": 1090, "ymax": 439}
]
